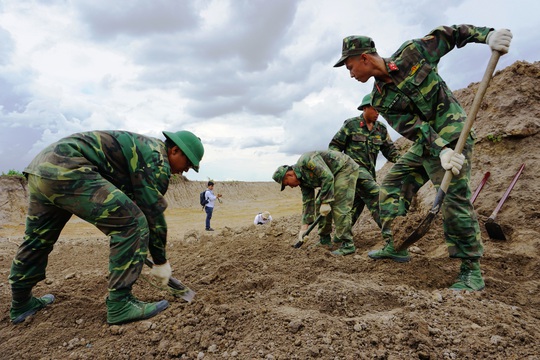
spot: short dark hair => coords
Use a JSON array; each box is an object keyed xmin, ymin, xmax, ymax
[
  {"xmin": 208, "ymin": 181, "xmax": 214, "ymax": 186},
  {"xmin": 164, "ymin": 138, "xmax": 176, "ymax": 149}
]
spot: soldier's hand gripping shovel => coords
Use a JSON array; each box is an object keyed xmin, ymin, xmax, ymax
[
  {"xmin": 144, "ymin": 258, "xmax": 196, "ymax": 302},
  {"xmin": 292, "ymin": 214, "xmax": 323, "ymax": 249},
  {"xmin": 395, "ymin": 50, "xmax": 501, "ymax": 252},
  {"xmin": 485, "ymin": 163, "xmax": 525, "ymax": 240},
  {"xmin": 471, "ymin": 171, "xmax": 490, "ymax": 204}
]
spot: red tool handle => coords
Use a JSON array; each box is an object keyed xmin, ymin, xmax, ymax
[
  {"xmin": 471, "ymin": 171, "xmax": 490, "ymax": 204},
  {"xmin": 489, "ymin": 164, "xmax": 525, "ymax": 218}
]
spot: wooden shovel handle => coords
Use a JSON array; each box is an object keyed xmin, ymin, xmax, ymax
[{"xmin": 439, "ymin": 51, "xmax": 501, "ymax": 194}]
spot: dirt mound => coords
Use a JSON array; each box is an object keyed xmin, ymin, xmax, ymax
[
  {"xmin": 1, "ymin": 61, "xmax": 539, "ymax": 359},
  {"xmin": 0, "ymin": 176, "xmax": 29, "ymax": 225}
]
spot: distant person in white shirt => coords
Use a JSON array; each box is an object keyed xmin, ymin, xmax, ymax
[
  {"xmin": 254, "ymin": 211, "xmax": 272, "ymax": 225},
  {"xmin": 204, "ymin": 181, "xmax": 222, "ymax": 231}
]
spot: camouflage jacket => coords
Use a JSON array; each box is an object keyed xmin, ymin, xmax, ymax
[
  {"xmin": 371, "ymin": 25, "xmax": 492, "ymax": 157},
  {"xmin": 24, "ymin": 131, "xmax": 171, "ymax": 264},
  {"xmin": 329, "ymin": 115, "xmax": 399, "ymax": 176},
  {"xmin": 293, "ymin": 150, "xmax": 359, "ymax": 224}
]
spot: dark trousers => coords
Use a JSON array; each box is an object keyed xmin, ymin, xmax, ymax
[{"xmin": 205, "ymin": 206, "xmax": 214, "ymax": 229}]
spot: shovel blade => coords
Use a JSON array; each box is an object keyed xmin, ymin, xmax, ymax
[
  {"xmin": 168, "ymin": 277, "xmax": 197, "ymax": 302},
  {"xmin": 292, "ymin": 240, "xmax": 305, "ymax": 249},
  {"xmin": 145, "ymin": 258, "xmax": 196, "ymax": 302},
  {"xmin": 173, "ymin": 287, "xmax": 196, "ymax": 302},
  {"xmin": 485, "ymin": 218, "xmax": 506, "ymax": 240},
  {"xmin": 395, "ymin": 210, "xmax": 437, "ymax": 252}
]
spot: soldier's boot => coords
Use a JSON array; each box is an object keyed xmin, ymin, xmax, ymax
[
  {"xmin": 107, "ymin": 294, "xmax": 169, "ymax": 325},
  {"xmin": 310, "ymin": 234, "xmax": 332, "ymax": 249},
  {"xmin": 332, "ymin": 236, "xmax": 343, "ymax": 245},
  {"xmin": 331, "ymin": 241, "xmax": 356, "ymax": 256},
  {"xmin": 10, "ymin": 294, "xmax": 55, "ymax": 324},
  {"xmin": 367, "ymin": 240, "xmax": 410, "ymax": 263},
  {"xmin": 449, "ymin": 259, "xmax": 485, "ymax": 291}
]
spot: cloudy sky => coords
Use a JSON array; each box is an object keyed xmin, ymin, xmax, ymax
[{"xmin": 1, "ymin": 0, "xmax": 538, "ymax": 181}]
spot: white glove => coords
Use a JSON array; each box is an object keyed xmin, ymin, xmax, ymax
[
  {"xmin": 486, "ymin": 29, "xmax": 512, "ymax": 54},
  {"xmin": 150, "ymin": 261, "xmax": 172, "ymax": 286},
  {"xmin": 439, "ymin": 148, "xmax": 465, "ymax": 176},
  {"xmin": 298, "ymin": 224, "xmax": 309, "ymax": 242},
  {"xmin": 319, "ymin": 203, "xmax": 332, "ymax": 216}
]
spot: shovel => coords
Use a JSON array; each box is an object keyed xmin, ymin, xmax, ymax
[
  {"xmin": 471, "ymin": 171, "xmax": 490, "ymax": 204},
  {"xmin": 395, "ymin": 50, "xmax": 501, "ymax": 252},
  {"xmin": 292, "ymin": 214, "xmax": 323, "ymax": 248},
  {"xmin": 485, "ymin": 163, "xmax": 525, "ymax": 240},
  {"xmin": 144, "ymin": 258, "xmax": 196, "ymax": 302}
]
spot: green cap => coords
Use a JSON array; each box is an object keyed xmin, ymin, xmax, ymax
[
  {"xmin": 162, "ymin": 130, "xmax": 204, "ymax": 172},
  {"xmin": 272, "ymin": 165, "xmax": 290, "ymax": 191},
  {"xmin": 357, "ymin": 94, "xmax": 372, "ymax": 110},
  {"xmin": 334, "ymin": 36, "xmax": 377, "ymax": 67}
]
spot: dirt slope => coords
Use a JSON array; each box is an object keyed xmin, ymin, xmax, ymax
[{"xmin": 0, "ymin": 61, "xmax": 539, "ymax": 359}]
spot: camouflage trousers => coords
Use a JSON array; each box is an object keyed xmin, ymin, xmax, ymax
[
  {"xmin": 379, "ymin": 138, "xmax": 483, "ymax": 259},
  {"xmin": 319, "ymin": 166, "xmax": 359, "ymax": 242},
  {"xmin": 9, "ymin": 174, "xmax": 149, "ymax": 298},
  {"xmin": 351, "ymin": 167, "xmax": 381, "ymax": 228}
]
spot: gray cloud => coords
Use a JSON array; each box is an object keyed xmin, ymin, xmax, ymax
[
  {"xmin": 75, "ymin": 0, "xmax": 200, "ymax": 39},
  {"xmin": 185, "ymin": 95, "xmax": 244, "ymax": 118},
  {"xmin": 127, "ymin": 0, "xmax": 304, "ymax": 119},
  {"xmin": 0, "ymin": 126, "xmax": 43, "ymax": 171},
  {"xmin": 238, "ymin": 136, "xmax": 278, "ymax": 149},
  {"xmin": 66, "ymin": 1, "xmax": 304, "ymax": 126},
  {"xmin": 0, "ymin": 27, "xmax": 14, "ymax": 65},
  {"xmin": 201, "ymin": 0, "xmax": 299, "ymax": 72},
  {"xmin": 379, "ymin": 0, "xmax": 465, "ymax": 30},
  {"xmin": 0, "ymin": 28, "xmax": 34, "ymax": 113},
  {"xmin": 0, "ymin": 76, "xmax": 33, "ymax": 113},
  {"xmin": 203, "ymin": 136, "xmax": 234, "ymax": 148}
]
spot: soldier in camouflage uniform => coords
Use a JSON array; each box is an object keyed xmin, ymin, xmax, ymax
[
  {"xmin": 334, "ymin": 25, "xmax": 513, "ymax": 291},
  {"xmin": 272, "ymin": 150, "xmax": 359, "ymax": 255},
  {"xmin": 9, "ymin": 130, "xmax": 204, "ymax": 324},
  {"xmin": 329, "ymin": 93, "xmax": 399, "ymax": 230}
]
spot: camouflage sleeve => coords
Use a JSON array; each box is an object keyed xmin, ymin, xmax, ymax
[
  {"xmin": 375, "ymin": 26, "xmax": 493, "ymax": 157},
  {"xmin": 419, "ymin": 25, "xmax": 493, "ymax": 63},
  {"xmin": 418, "ymin": 25, "xmax": 491, "ymax": 154},
  {"xmin": 328, "ymin": 120, "xmax": 350, "ymax": 152},
  {"xmin": 147, "ymin": 213, "xmax": 168, "ymax": 264},
  {"xmin": 131, "ymin": 155, "xmax": 170, "ymax": 264},
  {"xmin": 115, "ymin": 132, "xmax": 171, "ymax": 264},
  {"xmin": 306, "ymin": 154, "xmax": 335, "ymax": 205},
  {"xmin": 300, "ymin": 186, "xmax": 316, "ymax": 224},
  {"xmin": 377, "ymin": 104, "xmax": 445, "ymax": 154},
  {"xmin": 380, "ymin": 125, "xmax": 400, "ymax": 163}
]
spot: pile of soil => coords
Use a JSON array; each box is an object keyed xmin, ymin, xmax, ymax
[{"xmin": 0, "ymin": 60, "xmax": 539, "ymax": 359}]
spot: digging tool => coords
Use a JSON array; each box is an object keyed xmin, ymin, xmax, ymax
[
  {"xmin": 471, "ymin": 171, "xmax": 491, "ymax": 204},
  {"xmin": 292, "ymin": 214, "xmax": 323, "ymax": 249},
  {"xmin": 144, "ymin": 258, "xmax": 196, "ymax": 302},
  {"xmin": 395, "ymin": 50, "xmax": 501, "ymax": 252},
  {"xmin": 485, "ymin": 163, "xmax": 525, "ymax": 240}
]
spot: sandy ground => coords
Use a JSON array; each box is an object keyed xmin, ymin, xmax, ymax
[{"xmin": 0, "ymin": 61, "xmax": 539, "ymax": 360}]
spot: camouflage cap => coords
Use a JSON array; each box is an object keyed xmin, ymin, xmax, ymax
[
  {"xmin": 272, "ymin": 165, "xmax": 290, "ymax": 191},
  {"xmin": 334, "ymin": 36, "xmax": 377, "ymax": 67},
  {"xmin": 357, "ymin": 94, "xmax": 372, "ymax": 110}
]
